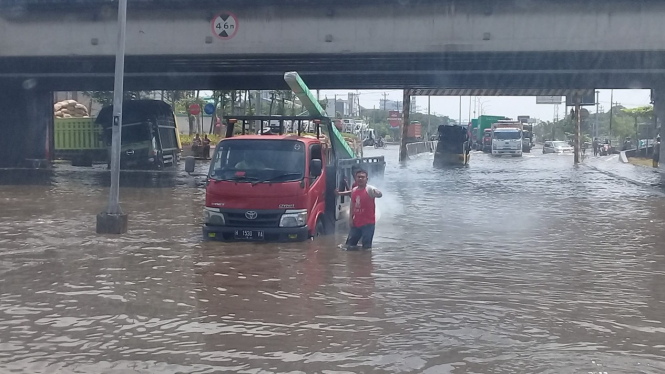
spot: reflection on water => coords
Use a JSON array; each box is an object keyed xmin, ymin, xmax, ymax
[{"xmin": 1, "ymin": 148, "xmax": 665, "ymax": 373}]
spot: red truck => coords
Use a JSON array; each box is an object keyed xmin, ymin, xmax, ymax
[
  {"xmin": 405, "ymin": 121, "xmax": 422, "ymax": 143},
  {"xmin": 186, "ymin": 115, "xmax": 385, "ymax": 242},
  {"xmin": 482, "ymin": 128, "xmax": 493, "ymax": 153}
]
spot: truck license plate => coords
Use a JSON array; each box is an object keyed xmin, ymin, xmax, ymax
[{"xmin": 234, "ymin": 230, "xmax": 264, "ymax": 240}]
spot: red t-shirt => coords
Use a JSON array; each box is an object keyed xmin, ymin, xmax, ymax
[{"xmin": 351, "ymin": 187, "xmax": 376, "ymax": 227}]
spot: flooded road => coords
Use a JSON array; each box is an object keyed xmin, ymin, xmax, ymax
[{"xmin": 2, "ymin": 147, "xmax": 665, "ymax": 373}]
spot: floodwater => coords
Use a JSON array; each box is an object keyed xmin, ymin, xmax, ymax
[{"xmin": 2, "ymin": 147, "xmax": 665, "ymax": 373}]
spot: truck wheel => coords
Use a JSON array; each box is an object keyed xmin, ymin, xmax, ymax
[{"xmin": 314, "ymin": 219, "xmax": 325, "ymax": 237}]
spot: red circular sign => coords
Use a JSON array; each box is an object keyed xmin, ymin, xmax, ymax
[
  {"xmin": 189, "ymin": 104, "xmax": 201, "ymax": 116},
  {"xmin": 211, "ymin": 12, "xmax": 239, "ymax": 40}
]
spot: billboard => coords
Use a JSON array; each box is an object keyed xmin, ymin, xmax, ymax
[
  {"xmin": 536, "ymin": 96, "xmax": 562, "ymax": 104},
  {"xmin": 517, "ymin": 115, "xmax": 530, "ymax": 124},
  {"xmin": 388, "ymin": 110, "xmax": 402, "ymax": 128},
  {"xmin": 566, "ymin": 93, "xmax": 596, "ymax": 107}
]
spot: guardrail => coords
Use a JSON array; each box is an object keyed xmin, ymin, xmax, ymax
[{"xmin": 405, "ymin": 141, "xmax": 437, "ymax": 158}]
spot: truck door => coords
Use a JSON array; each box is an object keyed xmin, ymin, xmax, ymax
[{"xmin": 308, "ymin": 143, "xmax": 326, "ymax": 225}]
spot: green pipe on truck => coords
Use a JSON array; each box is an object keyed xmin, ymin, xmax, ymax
[{"xmin": 284, "ymin": 72, "xmax": 356, "ymax": 159}]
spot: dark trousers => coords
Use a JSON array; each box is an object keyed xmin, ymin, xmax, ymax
[{"xmin": 345, "ymin": 224, "xmax": 376, "ymax": 249}]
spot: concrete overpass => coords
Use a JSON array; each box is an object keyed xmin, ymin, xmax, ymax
[{"xmin": 3, "ymin": 0, "xmax": 665, "ymax": 166}]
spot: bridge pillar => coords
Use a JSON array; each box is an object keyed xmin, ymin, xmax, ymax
[
  {"xmin": 652, "ymin": 89, "xmax": 665, "ymax": 173},
  {"xmin": 0, "ymin": 84, "xmax": 53, "ymax": 168}
]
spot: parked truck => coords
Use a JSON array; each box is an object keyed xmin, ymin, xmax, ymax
[{"xmin": 491, "ymin": 121, "xmax": 523, "ymax": 157}]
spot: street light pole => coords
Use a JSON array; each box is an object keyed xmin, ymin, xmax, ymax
[{"xmin": 96, "ymin": 0, "xmax": 128, "ymax": 234}]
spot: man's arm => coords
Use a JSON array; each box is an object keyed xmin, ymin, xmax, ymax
[{"xmin": 335, "ymin": 189, "xmax": 353, "ymax": 197}]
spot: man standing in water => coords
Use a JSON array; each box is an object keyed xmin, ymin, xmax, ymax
[{"xmin": 336, "ymin": 169, "xmax": 382, "ymax": 250}]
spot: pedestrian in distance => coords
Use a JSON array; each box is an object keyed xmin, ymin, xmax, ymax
[
  {"xmin": 335, "ymin": 169, "xmax": 382, "ymax": 250},
  {"xmin": 202, "ymin": 135, "xmax": 211, "ymax": 159},
  {"xmin": 592, "ymin": 137, "xmax": 599, "ymax": 156},
  {"xmin": 653, "ymin": 136, "xmax": 661, "ymax": 168}
]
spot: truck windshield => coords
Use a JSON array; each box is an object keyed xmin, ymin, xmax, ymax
[
  {"xmin": 209, "ymin": 139, "xmax": 305, "ymax": 182},
  {"xmin": 102, "ymin": 122, "xmax": 152, "ymax": 145},
  {"xmin": 493, "ymin": 131, "xmax": 521, "ymax": 140}
]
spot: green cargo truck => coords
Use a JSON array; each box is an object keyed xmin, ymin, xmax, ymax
[
  {"xmin": 476, "ymin": 115, "xmax": 506, "ymax": 152},
  {"xmin": 54, "ymin": 117, "xmax": 106, "ymax": 165}
]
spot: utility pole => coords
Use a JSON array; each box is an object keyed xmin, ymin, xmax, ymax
[
  {"xmin": 595, "ymin": 90, "xmax": 600, "ymax": 138},
  {"xmin": 399, "ymin": 89, "xmax": 410, "ymax": 162},
  {"xmin": 97, "ymin": 0, "xmax": 128, "ymax": 234},
  {"xmin": 574, "ymin": 94, "xmax": 581, "ymax": 164},
  {"xmin": 334, "ymin": 94, "xmax": 337, "ymax": 117},
  {"xmin": 382, "ymin": 92, "xmax": 388, "ymax": 111},
  {"xmin": 427, "ymin": 95, "xmax": 431, "ymax": 139},
  {"xmin": 458, "ymin": 96, "xmax": 462, "ymax": 125},
  {"xmin": 609, "ymin": 89, "xmax": 614, "ymax": 141},
  {"xmin": 468, "ymin": 96, "xmax": 472, "ymax": 124}
]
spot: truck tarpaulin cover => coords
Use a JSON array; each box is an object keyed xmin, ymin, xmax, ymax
[{"xmin": 95, "ymin": 100, "xmax": 173, "ymax": 129}]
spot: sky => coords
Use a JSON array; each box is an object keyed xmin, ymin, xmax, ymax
[{"xmin": 315, "ymin": 89, "xmax": 652, "ymax": 123}]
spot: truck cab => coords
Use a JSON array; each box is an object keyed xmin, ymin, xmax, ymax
[
  {"xmin": 96, "ymin": 100, "xmax": 182, "ymax": 170},
  {"xmin": 491, "ymin": 121, "xmax": 523, "ymax": 157},
  {"xmin": 522, "ymin": 124, "xmax": 534, "ymax": 153},
  {"xmin": 196, "ymin": 115, "xmax": 385, "ymax": 242}
]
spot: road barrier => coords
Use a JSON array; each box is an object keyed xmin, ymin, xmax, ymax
[{"xmin": 406, "ymin": 141, "xmax": 437, "ymax": 158}]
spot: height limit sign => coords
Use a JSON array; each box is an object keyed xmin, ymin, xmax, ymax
[{"xmin": 211, "ymin": 12, "xmax": 238, "ymax": 40}]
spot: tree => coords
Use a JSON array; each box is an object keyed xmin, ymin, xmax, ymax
[
  {"xmin": 83, "ymin": 91, "xmax": 153, "ymax": 107},
  {"xmin": 622, "ymin": 106, "xmax": 654, "ymax": 143}
]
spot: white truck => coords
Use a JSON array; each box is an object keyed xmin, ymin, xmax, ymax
[{"xmin": 491, "ymin": 121, "xmax": 523, "ymax": 157}]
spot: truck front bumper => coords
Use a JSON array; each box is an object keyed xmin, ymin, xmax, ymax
[
  {"xmin": 492, "ymin": 150, "xmax": 521, "ymax": 155},
  {"xmin": 203, "ymin": 225, "xmax": 310, "ymax": 242}
]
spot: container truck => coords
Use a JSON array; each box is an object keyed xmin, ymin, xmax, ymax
[{"xmin": 475, "ymin": 115, "xmax": 506, "ymax": 148}]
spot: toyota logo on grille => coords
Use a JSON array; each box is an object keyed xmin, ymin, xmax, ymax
[{"xmin": 245, "ymin": 211, "xmax": 258, "ymax": 220}]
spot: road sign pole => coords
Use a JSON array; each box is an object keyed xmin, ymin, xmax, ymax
[{"xmin": 97, "ymin": 0, "xmax": 128, "ymax": 234}]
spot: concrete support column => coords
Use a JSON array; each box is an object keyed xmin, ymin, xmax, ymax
[
  {"xmin": 0, "ymin": 83, "xmax": 52, "ymax": 168},
  {"xmin": 652, "ymin": 88, "xmax": 665, "ymax": 171},
  {"xmin": 0, "ymin": 84, "xmax": 25, "ymax": 167},
  {"xmin": 24, "ymin": 90, "xmax": 54, "ymax": 163}
]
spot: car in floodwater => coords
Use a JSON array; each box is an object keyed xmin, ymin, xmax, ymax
[{"xmin": 543, "ymin": 141, "xmax": 574, "ymax": 154}]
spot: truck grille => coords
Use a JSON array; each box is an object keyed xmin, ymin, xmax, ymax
[{"xmin": 225, "ymin": 212, "xmax": 281, "ymax": 228}]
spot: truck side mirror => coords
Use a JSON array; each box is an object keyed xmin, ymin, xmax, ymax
[
  {"xmin": 185, "ymin": 156, "xmax": 196, "ymax": 173},
  {"xmin": 310, "ymin": 159, "xmax": 322, "ymax": 177}
]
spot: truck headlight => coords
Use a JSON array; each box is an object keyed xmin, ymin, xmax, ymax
[
  {"xmin": 279, "ymin": 209, "xmax": 307, "ymax": 227},
  {"xmin": 204, "ymin": 207, "xmax": 225, "ymax": 226}
]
